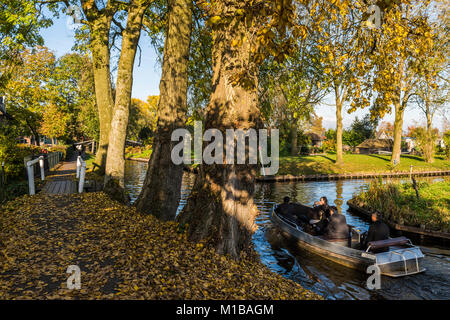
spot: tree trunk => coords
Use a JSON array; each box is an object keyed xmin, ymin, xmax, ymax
[
  {"xmin": 291, "ymin": 120, "xmax": 298, "ymax": 156},
  {"xmin": 104, "ymin": 1, "xmax": 147, "ymax": 203},
  {"xmin": 335, "ymin": 88, "xmax": 343, "ymax": 165},
  {"xmin": 135, "ymin": 0, "xmax": 193, "ymax": 220},
  {"xmin": 391, "ymin": 101, "xmax": 405, "ymax": 166},
  {"xmin": 177, "ymin": 3, "xmax": 261, "ymax": 260},
  {"xmin": 89, "ymin": 15, "xmax": 114, "ymax": 173},
  {"xmin": 424, "ymin": 101, "xmax": 434, "ymax": 163}
]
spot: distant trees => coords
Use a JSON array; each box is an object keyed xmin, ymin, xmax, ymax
[
  {"xmin": 2, "ymin": 47, "xmax": 56, "ymax": 144},
  {"xmin": 407, "ymin": 125, "xmax": 440, "ymax": 159},
  {"xmin": 0, "ymin": 0, "xmax": 51, "ymax": 88},
  {"xmin": 0, "ymin": 47, "xmax": 98, "ymax": 145},
  {"xmin": 127, "ymin": 97, "xmax": 158, "ymax": 143},
  {"xmin": 343, "ymin": 115, "xmax": 378, "ymax": 148}
]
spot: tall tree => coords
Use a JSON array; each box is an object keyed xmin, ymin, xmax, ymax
[
  {"xmin": 363, "ymin": 1, "xmax": 434, "ymax": 165},
  {"xmin": 78, "ymin": 0, "xmax": 118, "ymax": 172},
  {"xmin": 313, "ymin": 0, "xmax": 369, "ymax": 165},
  {"xmin": 104, "ymin": 0, "xmax": 153, "ymax": 202},
  {"xmin": 412, "ymin": 4, "xmax": 449, "ymax": 163},
  {"xmin": 177, "ymin": 0, "xmax": 305, "ymax": 259},
  {"xmin": 135, "ymin": 0, "xmax": 193, "ymax": 219}
]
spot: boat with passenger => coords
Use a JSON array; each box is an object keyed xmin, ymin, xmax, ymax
[{"xmin": 270, "ymin": 203, "xmax": 426, "ymax": 277}]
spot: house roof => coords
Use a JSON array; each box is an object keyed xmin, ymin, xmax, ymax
[{"xmin": 356, "ymin": 138, "xmax": 393, "ymax": 149}]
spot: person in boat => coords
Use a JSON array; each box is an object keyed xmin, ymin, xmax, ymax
[
  {"xmin": 363, "ymin": 212, "xmax": 390, "ymax": 253},
  {"xmin": 322, "ymin": 206, "xmax": 350, "ymax": 240},
  {"xmin": 312, "ymin": 196, "xmax": 330, "ymax": 222},
  {"xmin": 275, "ymin": 196, "xmax": 292, "ymax": 216},
  {"xmin": 313, "ymin": 196, "xmax": 329, "ymax": 211},
  {"xmin": 275, "ymin": 197, "xmax": 298, "ymax": 223},
  {"xmin": 275, "ymin": 197, "xmax": 310, "ymax": 225}
]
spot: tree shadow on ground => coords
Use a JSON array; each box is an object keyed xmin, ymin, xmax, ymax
[
  {"xmin": 399, "ymin": 154, "xmax": 425, "ymax": 162},
  {"xmin": 367, "ymin": 154, "xmax": 390, "ymax": 162}
]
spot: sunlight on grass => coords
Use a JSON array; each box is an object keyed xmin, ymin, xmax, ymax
[{"xmin": 277, "ymin": 154, "xmax": 450, "ymax": 176}]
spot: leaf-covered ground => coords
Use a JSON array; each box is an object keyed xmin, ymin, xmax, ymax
[{"xmin": 0, "ymin": 192, "xmax": 321, "ymax": 300}]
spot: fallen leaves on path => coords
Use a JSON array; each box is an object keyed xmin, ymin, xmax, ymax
[{"xmin": 0, "ymin": 192, "xmax": 321, "ymax": 300}]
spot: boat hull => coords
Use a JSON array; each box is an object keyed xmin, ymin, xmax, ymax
[{"xmin": 270, "ymin": 206, "xmax": 426, "ymax": 277}]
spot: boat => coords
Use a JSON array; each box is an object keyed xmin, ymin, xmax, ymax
[{"xmin": 270, "ymin": 204, "xmax": 426, "ymax": 277}]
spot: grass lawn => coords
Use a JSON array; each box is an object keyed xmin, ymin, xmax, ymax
[
  {"xmin": 125, "ymin": 148, "xmax": 152, "ymax": 160},
  {"xmin": 350, "ymin": 180, "xmax": 450, "ymax": 232},
  {"xmin": 277, "ymin": 153, "xmax": 450, "ymax": 176}
]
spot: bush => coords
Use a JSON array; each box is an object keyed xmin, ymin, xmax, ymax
[
  {"xmin": 0, "ymin": 139, "xmax": 42, "ymax": 181},
  {"xmin": 48, "ymin": 144, "xmax": 71, "ymax": 160}
]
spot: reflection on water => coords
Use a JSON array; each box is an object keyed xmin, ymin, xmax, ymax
[{"xmin": 124, "ymin": 160, "xmax": 450, "ymax": 300}]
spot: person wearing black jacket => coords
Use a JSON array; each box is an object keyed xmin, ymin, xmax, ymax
[
  {"xmin": 323, "ymin": 206, "xmax": 349, "ymax": 240},
  {"xmin": 363, "ymin": 212, "xmax": 390, "ymax": 252}
]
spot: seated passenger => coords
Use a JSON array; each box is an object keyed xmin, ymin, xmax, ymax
[
  {"xmin": 313, "ymin": 196, "xmax": 329, "ymax": 210},
  {"xmin": 275, "ymin": 197, "xmax": 298, "ymax": 223},
  {"xmin": 323, "ymin": 206, "xmax": 350, "ymax": 240},
  {"xmin": 275, "ymin": 196, "xmax": 291, "ymax": 215},
  {"xmin": 363, "ymin": 212, "xmax": 390, "ymax": 253}
]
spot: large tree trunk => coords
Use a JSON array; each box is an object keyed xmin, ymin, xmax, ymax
[
  {"xmin": 177, "ymin": 3, "xmax": 261, "ymax": 260},
  {"xmin": 135, "ymin": 0, "xmax": 193, "ymax": 220},
  {"xmin": 88, "ymin": 15, "xmax": 114, "ymax": 173},
  {"xmin": 335, "ymin": 87, "xmax": 344, "ymax": 165},
  {"xmin": 104, "ymin": 1, "xmax": 147, "ymax": 203},
  {"xmin": 391, "ymin": 100, "xmax": 405, "ymax": 165},
  {"xmin": 291, "ymin": 120, "xmax": 298, "ymax": 156}
]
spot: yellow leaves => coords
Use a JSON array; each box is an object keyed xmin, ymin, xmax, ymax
[
  {"xmin": 235, "ymin": 9, "xmax": 245, "ymax": 16},
  {"xmin": 292, "ymin": 25, "xmax": 307, "ymax": 39},
  {"xmin": 208, "ymin": 16, "xmax": 221, "ymax": 25},
  {"xmin": 0, "ymin": 192, "xmax": 321, "ymax": 300}
]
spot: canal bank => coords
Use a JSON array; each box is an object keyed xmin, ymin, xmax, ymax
[
  {"xmin": 256, "ymin": 170, "xmax": 450, "ymax": 182},
  {"xmin": 124, "ymin": 160, "xmax": 450, "ymax": 300}
]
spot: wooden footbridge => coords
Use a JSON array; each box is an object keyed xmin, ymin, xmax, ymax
[{"xmin": 40, "ymin": 154, "xmax": 78, "ymax": 195}]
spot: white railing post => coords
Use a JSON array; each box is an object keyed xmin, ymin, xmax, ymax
[
  {"xmin": 76, "ymin": 156, "xmax": 81, "ymax": 178},
  {"xmin": 26, "ymin": 156, "xmax": 44, "ymax": 195},
  {"xmin": 39, "ymin": 156, "xmax": 45, "ymax": 181},
  {"xmin": 27, "ymin": 164, "xmax": 35, "ymax": 195},
  {"xmin": 78, "ymin": 159, "xmax": 86, "ymax": 193}
]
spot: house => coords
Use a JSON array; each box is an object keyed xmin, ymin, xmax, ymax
[
  {"xmin": 376, "ymin": 132, "xmax": 392, "ymax": 140},
  {"xmin": 436, "ymin": 138, "xmax": 445, "ymax": 149},
  {"xmin": 404, "ymin": 137, "xmax": 415, "ymax": 153},
  {"xmin": 305, "ymin": 132, "xmax": 325, "ymax": 147},
  {"xmin": 355, "ymin": 138, "xmax": 393, "ymax": 154}
]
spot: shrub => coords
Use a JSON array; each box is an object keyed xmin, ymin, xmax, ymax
[
  {"xmin": 0, "ymin": 139, "xmax": 41, "ymax": 181},
  {"xmin": 48, "ymin": 144, "xmax": 70, "ymax": 160}
]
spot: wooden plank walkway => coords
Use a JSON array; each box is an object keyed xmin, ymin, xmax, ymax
[
  {"xmin": 41, "ymin": 154, "xmax": 78, "ymax": 195},
  {"xmin": 41, "ymin": 180, "xmax": 77, "ymax": 194}
]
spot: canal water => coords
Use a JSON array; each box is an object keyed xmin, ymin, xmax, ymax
[{"xmin": 124, "ymin": 160, "xmax": 450, "ymax": 300}]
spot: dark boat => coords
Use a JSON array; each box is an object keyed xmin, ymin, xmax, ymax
[{"xmin": 270, "ymin": 204, "xmax": 426, "ymax": 277}]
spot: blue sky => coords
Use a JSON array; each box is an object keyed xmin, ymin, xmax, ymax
[{"xmin": 40, "ymin": 14, "xmax": 447, "ymax": 132}]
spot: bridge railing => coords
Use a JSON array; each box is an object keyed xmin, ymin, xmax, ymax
[
  {"xmin": 26, "ymin": 156, "xmax": 45, "ymax": 195},
  {"xmin": 24, "ymin": 152, "xmax": 63, "ymax": 195}
]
